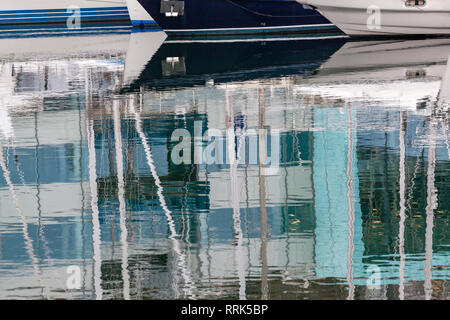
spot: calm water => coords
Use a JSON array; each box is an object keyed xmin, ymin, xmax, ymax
[{"xmin": 0, "ymin": 31, "xmax": 449, "ymax": 300}]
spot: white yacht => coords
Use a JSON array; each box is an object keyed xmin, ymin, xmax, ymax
[{"xmin": 298, "ymin": 0, "xmax": 450, "ymax": 36}]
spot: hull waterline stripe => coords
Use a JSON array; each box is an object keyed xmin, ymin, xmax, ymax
[
  {"xmin": 166, "ymin": 34, "xmax": 348, "ymax": 43},
  {"xmin": 164, "ymin": 23, "xmax": 335, "ymax": 32},
  {"xmin": 0, "ymin": 7, "xmax": 128, "ymax": 14},
  {"xmin": 167, "ymin": 23, "xmax": 335, "ymax": 32}
]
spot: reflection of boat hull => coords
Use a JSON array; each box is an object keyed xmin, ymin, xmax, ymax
[
  {"xmin": 300, "ymin": 0, "xmax": 450, "ymax": 36},
  {"xmin": 297, "ymin": 39, "xmax": 450, "ymax": 109},
  {"xmin": 136, "ymin": 0, "xmax": 340, "ymax": 36},
  {"xmin": 0, "ymin": 32, "xmax": 168, "ymax": 116},
  {"xmin": 314, "ymin": 39, "xmax": 450, "ymax": 76},
  {"xmin": 126, "ymin": 37, "xmax": 347, "ymax": 89}
]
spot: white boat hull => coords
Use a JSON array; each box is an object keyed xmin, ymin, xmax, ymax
[{"xmin": 299, "ymin": 0, "xmax": 450, "ymax": 36}]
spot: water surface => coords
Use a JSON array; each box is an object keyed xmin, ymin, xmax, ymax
[{"xmin": 0, "ymin": 31, "xmax": 449, "ymax": 300}]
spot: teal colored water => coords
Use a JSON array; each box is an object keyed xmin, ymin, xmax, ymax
[{"xmin": 0, "ymin": 31, "xmax": 448, "ymax": 300}]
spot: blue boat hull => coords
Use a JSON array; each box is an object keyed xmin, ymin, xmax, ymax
[{"xmin": 137, "ymin": 0, "xmax": 340, "ymax": 36}]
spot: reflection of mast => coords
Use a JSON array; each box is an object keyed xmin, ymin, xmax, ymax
[
  {"xmin": 398, "ymin": 112, "xmax": 407, "ymax": 300},
  {"xmin": 243, "ymin": 93, "xmax": 251, "ymax": 292},
  {"xmin": 258, "ymin": 88, "xmax": 268, "ymax": 300},
  {"xmin": 283, "ymin": 113, "xmax": 290, "ymax": 281},
  {"xmin": 34, "ymin": 112, "xmax": 52, "ymax": 299},
  {"xmin": 424, "ymin": 118, "xmax": 438, "ymax": 300},
  {"xmin": 113, "ymin": 102, "xmax": 131, "ymax": 300},
  {"xmin": 0, "ymin": 92, "xmax": 46, "ymax": 296},
  {"xmin": 131, "ymin": 101, "xmax": 195, "ymax": 298},
  {"xmin": 346, "ymin": 106, "xmax": 355, "ymax": 300},
  {"xmin": 78, "ymin": 103, "xmax": 87, "ymax": 296},
  {"xmin": 0, "ymin": 143, "xmax": 45, "ymax": 296},
  {"xmin": 226, "ymin": 90, "xmax": 246, "ymax": 300},
  {"xmin": 87, "ymin": 116, "xmax": 103, "ymax": 300}
]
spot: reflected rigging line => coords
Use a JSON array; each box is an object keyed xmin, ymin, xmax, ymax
[
  {"xmin": 87, "ymin": 118, "xmax": 103, "ymax": 300},
  {"xmin": 424, "ymin": 119, "xmax": 438, "ymax": 300},
  {"xmin": 1, "ymin": 103, "xmax": 47, "ymax": 296},
  {"xmin": 34, "ymin": 111, "xmax": 54, "ymax": 298},
  {"xmin": 113, "ymin": 103, "xmax": 131, "ymax": 300},
  {"xmin": 131, "ymin": 104, "xmax": 195, "ymax": 299},
  {"xmin": 346, "ymin": 106, "xmax": 355, "ymax": 301},
  {"xmin": 258, "ymin": 87, "xmax": 269, "ymax": 300},
  {"xmin": 398, "ymin": 112, "xmax": 407, "ymax": 300},
  {"xmin": 226, "ymin": 90, "xmax": 247, "ymax": 300}
]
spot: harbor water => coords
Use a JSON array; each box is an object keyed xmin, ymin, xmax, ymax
[{"xmin": 0, "ymin": 30, "xmax": 448, "ymax": 300}]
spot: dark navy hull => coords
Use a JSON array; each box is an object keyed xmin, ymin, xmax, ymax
[{"xmin": 137, "ymin": 0, "xmax": 340, "ymax": 36}]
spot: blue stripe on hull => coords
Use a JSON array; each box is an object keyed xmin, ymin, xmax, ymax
[
  {"xmin": 0, "ymin": 23, "xmax": 130, "ymax": 31},
  {"xmin": 131, "ymin": 20, "xmax": 158, "ymax": 26},
  {"xmin": 1, "ymin": 15, "xmax": 130, "ymax": 23},
  {"xmin": 137, "ymin": 0, "xmax": 339, "ymax": 35},
  {"xmin": 0, "ymin": 6, "xmax": 128, "ymax": 14},
  {"xmin": 0, "ymin": 10, "xmax": 129, "ymax": 20},
  {"xmin": 0, "ymin": 7, "xmax": 136, "ymax": 25}
]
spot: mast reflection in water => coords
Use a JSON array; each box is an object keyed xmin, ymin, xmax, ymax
[{"xmin": 0, "ymin": 31, "xmax": 448, "ymax": 300}]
